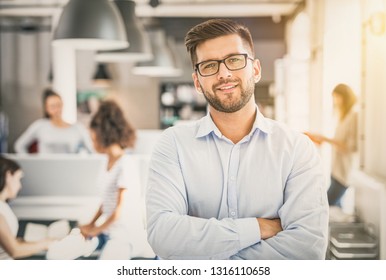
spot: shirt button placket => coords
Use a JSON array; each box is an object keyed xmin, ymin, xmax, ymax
[{"xmin": 228, "ymin": 144, "xmax": 240, "ymax": 218}]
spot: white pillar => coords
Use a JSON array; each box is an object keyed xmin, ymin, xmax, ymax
[{"xmin": 52, "ymin": 45, "xmax": 77, "ymax": 124}]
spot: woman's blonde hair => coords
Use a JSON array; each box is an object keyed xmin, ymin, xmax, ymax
[{"xmin": 332, "ymin": 83, "xmax": 357, "ymax": 121}]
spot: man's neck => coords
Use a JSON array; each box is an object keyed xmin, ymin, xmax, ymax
[{"xmin": 210, "ymin": 102, "xmax": 256, "ymax": 144}]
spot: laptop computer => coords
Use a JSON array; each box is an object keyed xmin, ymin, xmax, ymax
[{"xmin": 4, "ymin": 154, "xmax": 107, "ymax": 197}]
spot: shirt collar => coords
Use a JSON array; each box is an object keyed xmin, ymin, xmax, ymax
[{"xmin": 195, "ymin": 105, "xmax": 272, "ymax": 139}]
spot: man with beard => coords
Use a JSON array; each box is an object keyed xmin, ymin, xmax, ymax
[{"xmin": 146, "ymin": 19, "xmax": 329, "ymax": 260}]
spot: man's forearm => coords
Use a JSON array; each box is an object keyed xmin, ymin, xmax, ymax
[
  {"xmin": 257, "ymin": 218, "xmax": 282, "ymax": 239},
  {"xmin": 147, "ymin": 213, "xmax": 261, "ymax": 259}
]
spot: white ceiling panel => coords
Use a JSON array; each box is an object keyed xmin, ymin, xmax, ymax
[{"xmin": 0, "ymin": 0, "xmax": 303, "ymax": 18}]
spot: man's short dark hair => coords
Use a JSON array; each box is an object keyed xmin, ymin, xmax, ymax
[{"xmin": 184, "ymin": 19, "xmax": 255, "ymax": 67}]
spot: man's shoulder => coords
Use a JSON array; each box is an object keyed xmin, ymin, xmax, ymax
[
  {"xmin": 261, "ymin": 117, "xmax": 309, "ymax": 146},
  {"xmin": 162, "ymin": 120, "xmax": 201, "ymax": 137},
  {"xmin": 263, "ymin": 118, "xmax": 300, "ymax": 135},
  {"xmin": 155, "ymin": 120, "xmax": 203, "ymax": 151}
]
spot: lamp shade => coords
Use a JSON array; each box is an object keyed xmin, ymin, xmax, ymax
[
  {"xmin": 53, "ymin": 0, "xmax": 128, "ymax": 51},
  {"xmin": 96, "ymin": 0, "xmax": 153, "ymax": 63},
  {"xmin": 93, "ymin": 63, "xmax": 112, "ymax": 88},
  {"xmin": 93, "ymin": 63, "xmax": 111, "ymax": 80},
  {"xmin": 132, "ymin": 28, "xmax": 182, "ymax": 77}
]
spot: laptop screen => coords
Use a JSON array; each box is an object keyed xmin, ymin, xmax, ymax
[{"xmin": 4, "ymin": 154, "xmax": 107, "ymax": 197}]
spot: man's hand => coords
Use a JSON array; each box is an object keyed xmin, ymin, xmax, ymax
[{"xmin": 257, "ymin": 218, "xmax": 283, "ymax": 240}]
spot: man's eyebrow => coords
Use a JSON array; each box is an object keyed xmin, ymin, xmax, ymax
[{"xmin": 197, "ymin": 53, "xmax": 243, "ymax": 64}]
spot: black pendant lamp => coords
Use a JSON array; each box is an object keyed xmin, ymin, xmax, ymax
[
  {"xmin": 94, "ymin": 64, "xmax": 111, "ymax": 80},
  {"xmin": 53, "ymin": 0, "xmax": 128, "ymax": 50},
  {"xmin": 93, "ymin": 63, "xmax": 112, "ymax": 87},
  {"xmin": 96, "ymin": 0, "xmax": 153, "ymax": 63}
]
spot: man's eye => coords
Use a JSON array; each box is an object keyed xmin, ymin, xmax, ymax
[
  {"xmin": 228, "ymin": 57, "xmax": 241, "ymax": 63},
  {"xmin": 203, "ymin": 62, "xmax": 217, "ymax": 69}
]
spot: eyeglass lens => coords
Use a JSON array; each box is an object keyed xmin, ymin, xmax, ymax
[{"xmin": 197, "ymin": 54, "xmax": 247, "ymax": 76}]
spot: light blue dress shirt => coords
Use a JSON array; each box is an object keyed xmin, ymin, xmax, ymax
[{"xmin": 146, "ymin": 108, "xmax": 329, "ymax": 259}]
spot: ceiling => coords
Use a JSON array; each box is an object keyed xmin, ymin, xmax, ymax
[
  {"xmin": 0, "ymin": 0, "xmax": 304, "ymax": 18},
  {"xmin": 0, "ymin": 0, "xmax": 303, "ymax": 42}
]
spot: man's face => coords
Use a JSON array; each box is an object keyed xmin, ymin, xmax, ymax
[{"xmin": 192, "ymin": 34, "xmax": 261, "ymax": 113}]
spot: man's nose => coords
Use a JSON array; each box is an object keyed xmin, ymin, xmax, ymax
[{"xmin": 217, "ymin": 62, "xmax": 232, "ymax": 79}]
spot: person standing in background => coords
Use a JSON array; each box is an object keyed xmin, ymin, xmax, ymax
[
  {"xmin": 79, "ymin": 100, "xmax": 139, "ymax": 259},
  {"xmin": 14, "ymin": 89, "xmax": 94, "ymax": 154},
  {"xmin": 306, "ymin": 83, "xmax": 358, "ymax": 207},
  {"xmin": 0, "ymin": 156, "xmax": 52, "ymax": 259}
]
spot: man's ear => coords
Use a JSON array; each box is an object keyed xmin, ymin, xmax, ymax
[
  {"xmin": 253, "ymin": 59, "xmax": 262, "ymax": 83},
  {"xmin": 192, "ymin": 72, "xmax": 203, "ymax": 93}
]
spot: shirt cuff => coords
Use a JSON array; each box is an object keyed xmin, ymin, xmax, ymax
[{"xmin": 235, "ymin": 218, "xmax": 261, "ymax": 250}]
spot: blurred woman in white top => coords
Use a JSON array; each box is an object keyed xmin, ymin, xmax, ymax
[
  {"xmin": 0, "ymin": 156, "xmax": 52, "ymax": 259},
  {"xmin": 306, "ymin": 83, "xmax": 358, "ymax": 207},
  {"xmin": 79, "ymin": 100, "xmax": 139, "ymax": 259},
  {"xmin": 14, "ymin": 89, "xmax": 94, "ymax": 154}
]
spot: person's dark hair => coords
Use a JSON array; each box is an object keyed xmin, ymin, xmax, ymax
[
  {"xmin": 90, "ymin": 100, "xmax": 136, "ymax": 149},
  {"xmin": 184, "ymin": 18, "xmax": 255, "ymax": 67},
  {"xmin": 0, "ymin": 156, "xmax": 21, "ymax": 193},
  {"xmin": 42, "ymin": 88, "xmax": 61, "ymax": 118}
]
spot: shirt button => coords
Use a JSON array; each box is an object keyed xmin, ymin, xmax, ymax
[
  {"xmin": 230, "ymin": 176, "xmax": 235, "ymax": 181},
  {"xmin": 231, "ymin": 211, "xmax": 236, "ymax": 216}
]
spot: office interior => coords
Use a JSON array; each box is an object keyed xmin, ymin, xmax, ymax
[{"xmin": 0, "ymin": 0, "xmax": 385, "ymax": 260}]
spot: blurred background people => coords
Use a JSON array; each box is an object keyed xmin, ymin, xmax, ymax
[
  {"xmin": 79, "ymin": 100, "xmax": 138, "ymax": 259},
  {"xmin": 305, "ymin": 83, "xmax": 358, "ymax": 207},
  {"xmin": 0, "ymin": 156, "xmax": 52, "ymax": 259},
  {"xmin": 14, "ymin": 89, "xmax": 94, "ymax": 154}
]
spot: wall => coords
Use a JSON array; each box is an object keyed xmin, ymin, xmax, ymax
[
  {"xmin": 356, "ymin": 1, "xmax": 386, "ymax": 257},
  {"xmin": 361, "ymin": 0, "xmax": 386, "ymax": 180},
  {"xmin": 0, "ymin": 17, "xmax": 52, "ymax": 152},
  {"xmin": 307, "ymin": 0, "xmax": 362, "ymax": 185},
  {"xmin": 109, "ymin": 63, "xmax": 160, "ymax": 129},
  {"xmin": 278, "ymin": 11, "xmax": 311, "ymax": 132}
]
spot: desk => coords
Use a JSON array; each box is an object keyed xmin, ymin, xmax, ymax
[{"xmin": 9, "ymin": 196, "xmax": 101, "ymax": 223}]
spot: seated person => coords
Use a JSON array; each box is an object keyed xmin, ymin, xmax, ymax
[{"xmin": 0, "ymin": 156, "xmax": 52, "ymax": 259}]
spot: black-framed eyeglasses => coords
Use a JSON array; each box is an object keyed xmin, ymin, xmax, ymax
[{"xmin": 195, "ymin": 53, "xmax": 254, "ymax": 77}]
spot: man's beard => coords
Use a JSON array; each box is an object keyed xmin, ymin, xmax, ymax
[{"xmin": 200, "ymin": 76, "xmax": 255, "ymax": 113}]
